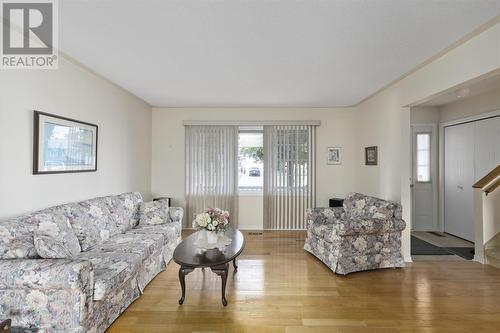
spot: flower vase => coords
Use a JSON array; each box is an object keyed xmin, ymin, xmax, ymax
[{"xmin": 206, "ymin": 230, "xmax": 218, "ymax": 245}]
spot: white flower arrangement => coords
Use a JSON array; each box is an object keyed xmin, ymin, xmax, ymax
[{"xmin": 192, "ymin": 208, "xmax": 230, "ymax": 233}]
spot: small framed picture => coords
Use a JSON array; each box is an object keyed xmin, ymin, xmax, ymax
[
  {"xmin": 33, "ymin": 111, "xmax": 98, "ymax": 174},
  {"xmin": 365, "ymin": 146, "xmax": 378, "ymax": 165},
  {"xmin": 327, "ymin": 147, "xmax": 342, "ymax": 165}
]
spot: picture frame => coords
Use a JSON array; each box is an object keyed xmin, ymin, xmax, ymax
[
  {"xmin": 327, "ymin": 147, "xmax": 342, "ymax": 165},
  {"xmin": 33, "ymin": 111, "xmax": 98, "ymax": 174},
  {"xmin": 365, "ymin": 146, "xmax": 378, "ymax": 165}
]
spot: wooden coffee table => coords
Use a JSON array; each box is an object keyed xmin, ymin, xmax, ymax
[{"xmin": 173, "ymin": 229, "xmax": 245, "ymax": 306}]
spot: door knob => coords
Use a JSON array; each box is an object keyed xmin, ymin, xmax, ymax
[{"xmin": 457, "ymin": 185, "xmax": 464, "ymax": 190}]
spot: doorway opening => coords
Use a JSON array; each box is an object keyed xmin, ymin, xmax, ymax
[{"xmin": 408, "ymin": 74, "xmax": 500, "ymax": 261}]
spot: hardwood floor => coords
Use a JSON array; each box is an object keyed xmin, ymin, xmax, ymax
[{"xmin": 108, "ymin": 231, "xmax": 500, "ymax": 333}]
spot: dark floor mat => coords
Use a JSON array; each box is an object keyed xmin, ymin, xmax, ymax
[
  {"xmin": 411, "ymin": 236, "xmax": 450, "ymax": 255},
  {"xmin": 427, "ymin": 231, "xmax": 445, "ymax": 237},
  {"xmin": 443, "ymin": 247, "xmax": 475, "ymax": 260}
]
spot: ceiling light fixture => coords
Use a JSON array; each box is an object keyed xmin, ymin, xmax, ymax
[{"xmin": 456, "ymin": 87, "xmax": 471, "ymax": 98}]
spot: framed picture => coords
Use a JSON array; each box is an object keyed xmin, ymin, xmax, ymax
[
  {"xmin": 365, "ymin": 146, "xmax": 378, "ymax": 165},
  {"xmin": 327, "ymin": 147, "xmax": 342, "ymax": 165},
  {"xmin": 33, "ymin": 111, "xmax": 98, "ymax": 174}
]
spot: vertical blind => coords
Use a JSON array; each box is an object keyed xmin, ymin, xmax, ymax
[
  {"xmin": 185, "ymin": 126, "xmax": 239, "ymax": 228},
  {"xmin": 263, "ymin": 125, "xmax": 316, "ymax": 230}
]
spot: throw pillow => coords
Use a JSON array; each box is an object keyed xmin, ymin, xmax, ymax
[
  {"xmin": 34, "ymin": 212, "xmax": 81, "ymax": 259},
  {"xmin": 139, "ymin": 200, "xmax": 169, "ymax": 225}
]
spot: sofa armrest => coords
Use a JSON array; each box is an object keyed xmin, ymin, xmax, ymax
[
  {"xmin": 0, "ymin": 259, "xmax": 93, "ymax": 291},
  {"xmin": 306, "ymin": 207, "xmax": 344, "ymax": 227},
  {"xmin": 168, "ymin": 207, "xmax": 184, "ymax": 224},
  {"xmin": 336, "ymin": 217, "xmax": 406, "ymax": 236},
  {"xmin": 0, "ymin": 259, "xmax": 94, "ymax": 331}
]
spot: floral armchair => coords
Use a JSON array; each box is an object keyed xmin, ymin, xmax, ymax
[{"xmin": 304, "ymin": 193, "xmax": 406, "ymax": 275}]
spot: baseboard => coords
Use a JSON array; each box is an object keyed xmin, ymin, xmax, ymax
[
  {"xmin": 474, "ymin": 254, "xmax": 485, "ymax": 264},
  {"xmin": 237, "ymin": 225, "xmax": 264, "ymax": 230}
]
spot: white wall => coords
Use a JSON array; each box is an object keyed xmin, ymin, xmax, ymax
[
  {"xmin": 0, "ymin": 56, "xmax": 152, "ymax": 219},
  {"xmin": 483, "ymin": 189, "xmax": 500, "ymax": 245},
  {"xmin": 411, "ymin": 106, "xmax": 440, "ymax": 124},
  {"xmin": 151, "ymin": 107, "xmax": 357, "ymax": 228},
  {"xmin": 353, "ymin": 21, "xmax": 500, "ymax": 261},
  {"xmin": 440, "ymin": 87, "xmax": 500, "ymax": 122},
  {"xmin": 238, "ymin": 195, "xmax": 264, "ymax": 230}
]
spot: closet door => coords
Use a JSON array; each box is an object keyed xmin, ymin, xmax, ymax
[
  {"xmin": 444, "ymin": 123, "xmax": 475, "ymax": 241},
  {"xmin": 474, "ymin": 117, "xmax": 500, "ymax": 182}
]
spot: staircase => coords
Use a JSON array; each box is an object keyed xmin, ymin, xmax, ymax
[
  {"xmin": 485, "ymin": 233, "xmax": 500, "ymax": 269},
  {"xmin": 473, "ymin": 165, "xmax": 500, "ymax": 268}
]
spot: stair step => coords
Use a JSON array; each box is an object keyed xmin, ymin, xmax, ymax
[
  {"xmin": 485, "ymin": 248, "xmax": 500, "ymax": 269},
  {"xmin": 485, "ymin": 247, "xmax": 500, "ymax": 257}
]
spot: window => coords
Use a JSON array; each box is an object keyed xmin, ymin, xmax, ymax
[
  {"xmin": 238, "ymin": 129, "xmax": 263, "ymax": 193},
  {"xmin": 416, "ymin": 133, "xmax": 431, "ymax": 182}
]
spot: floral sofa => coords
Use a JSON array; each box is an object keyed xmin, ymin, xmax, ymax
[
  {"xmin": 304, "ymin": 193, "xmax": 406, "ymax": 275},
  {"xmin": 0, "ymin": 193, "xmax": 183, "ymax": 332}
]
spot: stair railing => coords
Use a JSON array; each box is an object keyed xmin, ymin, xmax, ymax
[
  {"xmin": 473, "ymin": 164, "xmax": 500, "ymax": 264},
  {"xmin": 473, "ymin": 165, "xmax": 500, "ymax": 195}
]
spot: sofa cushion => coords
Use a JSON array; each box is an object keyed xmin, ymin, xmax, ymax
[
  {"xmin": 0, "ymin": 215, "xmax": 40, "ymax": 259},
  {"xmin": 117, "ymin": 192, "xmax": 142, "ymax": 231},
  {"xmin": 75, "ymin": 252, "xmax": 142, "ymax": 301},
  {"xmin": 128, "ymin": 221, "xmax": 182, "ymax": 245},
  {"xmin": 90, "ymin": 233, "xmax": 164, "ymax": 261},
  {"xmin": 343, "ymin": 193, "xmax": 402, "ymax": 220},
  {"xmin": 139, "ymin": 199, "xmax": 169, "ymax": 226},
  {"xmin": 102, "ymin": 195, "xmax": 130, "ymax": 233},
  {"xmin": 61, "ymin": 198, "xmax": 120, "ymax": 251},
  {"xmin": 308, "ymin": 216, "xmax": 406, "ymax": 239},
  {"xmin": 105, "ymin": 192, "xmax": 143, "ymax": 232},
  {"xmin": 33, "ymin": 210, "xmax": 81, "ymax": 259}
]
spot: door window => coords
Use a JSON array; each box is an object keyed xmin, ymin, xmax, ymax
[{"xmin": 416, "ymin": 133, "xmax": 431, "ymax": 182}]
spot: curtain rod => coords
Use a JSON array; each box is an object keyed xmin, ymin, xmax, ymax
[{"xmin": 183, "ymin": 120, "xmax": 321, "ymax": 126}]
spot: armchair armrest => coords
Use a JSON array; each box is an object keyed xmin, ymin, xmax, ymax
[
  {"xmin": 335, "ymin": 217, "xmax": 406, "ymax": 236},
  {"xmin": 168, "ymin": 207, "xmax": 184, "ymax": 224},
  {"xmin": 306, "ymin": 207, "xmax": 344, "ymax": 226}
]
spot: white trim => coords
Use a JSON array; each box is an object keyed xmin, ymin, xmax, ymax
[
  {"xmin": 184, "ymin": 120, "xmax": 321, "ymax": 126},
  {"xmin": 238, "ymin": 191, "xmax": 263, "ymax": 197},
  {"xmin": 438, "ymin": 109, "xmax": 500, "ymax": 234},
  {"xmin": 473, "ymin": 189, "xmax": 485, "ymax": 264},
  {"xmin": 440, "ymin": 109, "xmax": 500, "ymax": 128}
]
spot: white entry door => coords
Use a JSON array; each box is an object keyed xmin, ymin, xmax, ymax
[
  {"xmin": 412, "ymin": 125, "xmax": 437, "ymax": 230},
  {"xmin": 444, "ymin": 122, "xmax": 475, "ymax": 241}
]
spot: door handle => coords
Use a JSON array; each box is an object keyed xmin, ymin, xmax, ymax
[{"xmin": 457, "ymin": 185, "xmax": 464, "ymax": 190}]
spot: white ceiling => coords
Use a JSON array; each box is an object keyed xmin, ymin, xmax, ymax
[{"xmin": 59, "ymin": 0, "xmax": 500, "ymax": 107}]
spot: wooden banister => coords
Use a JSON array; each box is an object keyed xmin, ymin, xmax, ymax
[{"xmin": 473, "ymin": 165, "xmax": 500, "ymax": 195}]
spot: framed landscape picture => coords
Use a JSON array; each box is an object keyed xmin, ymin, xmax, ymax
[
  {"xmin": 33, "ymin": 111, "xmax": 98, "ymax": 174},
  {"xmin": 365, "ymin": 146, "xmax": 378, "ymax": 165},
  {"xmin": 327, "ymin": 147, "xmax": 342, "ymax": 165}
]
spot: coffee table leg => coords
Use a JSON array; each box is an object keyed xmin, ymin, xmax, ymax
[
  {"xmin": 211, "ymin": 264, "xmax": 229, "ymax": 306},
  {"xmin": 178, "ymin": 266, "xmax": 193, "ymax": 305},
  {"xmin": 233, "ymin": 259, "xmax": 238, "ymax": 271}
]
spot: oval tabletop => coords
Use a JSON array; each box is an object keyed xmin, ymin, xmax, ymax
[{"xmin": 173, "ymin": 229, "xmax": 245, "ymax": 268}]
